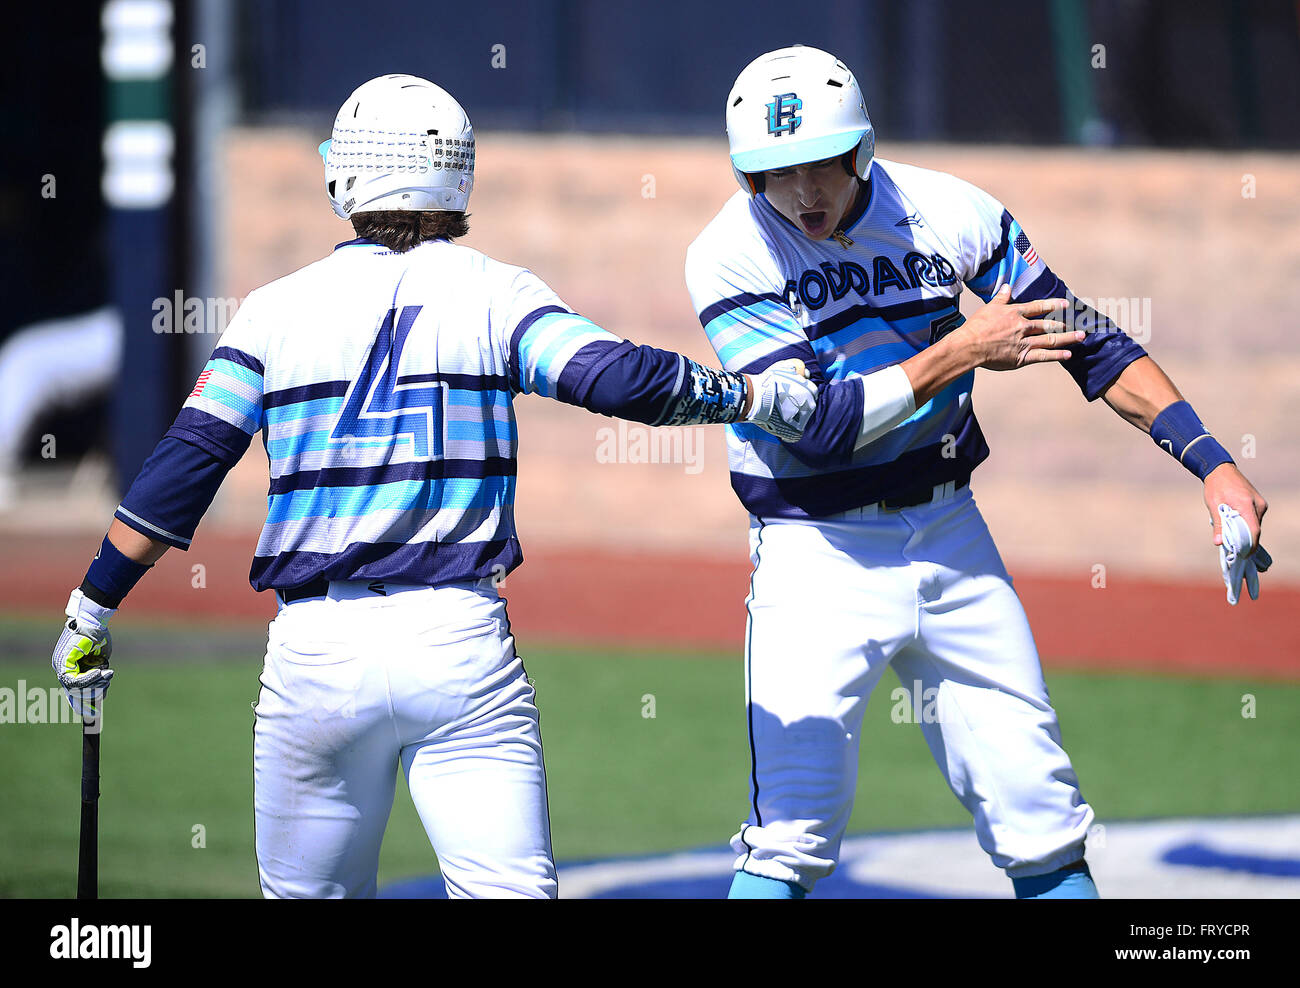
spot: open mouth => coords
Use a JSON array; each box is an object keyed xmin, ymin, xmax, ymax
[{"xmin": 799, "ymin": 210, "xmax": 828, "ymax": 234}]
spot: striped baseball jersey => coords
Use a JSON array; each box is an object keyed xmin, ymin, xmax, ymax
[
  {"xmin": 115, "ymin": 237, "xmax": 748, "ymax": 592},
  {"xmin": 685, "ymin": 157, "xmax": 1147, "ymax": 518}
]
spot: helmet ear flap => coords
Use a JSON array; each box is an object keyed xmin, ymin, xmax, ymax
[
  {"xmin": 842, "ymin": 148, "xmax": 858, "ymax": 178},
  {"xmin": 849, "ymin": 126, "xmax": 875, "ymax": 181},
  {"xmin": 732, "ymin": 163, "xmax": 765, "ymax": 195}
]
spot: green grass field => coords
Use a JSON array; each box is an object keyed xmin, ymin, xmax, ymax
[{"xmin": 2, "ymin": 616, "xmax": 1296, "ymax": 897}]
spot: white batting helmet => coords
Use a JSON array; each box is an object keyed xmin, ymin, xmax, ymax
[
  {"xmin": 320, "ymin": 74, "xmax": 475, "ymax": 219},
  {"xmin": 725, "ymin": 46, "xmax": 874, "ymax": 195}
]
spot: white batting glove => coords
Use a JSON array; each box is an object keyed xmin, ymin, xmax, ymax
[
  {"xmin": 1218, "ymin": 503, "xmax": 1272, "ymax": 606},
  {"xmin": 747, "ymin": 359, "xmax": 818, "ymax": 442},
  {"xmin": 51, "ymin": 588, "xmax": 116, "ymax": 716}
]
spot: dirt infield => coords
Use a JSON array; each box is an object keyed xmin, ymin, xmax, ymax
[{"xmin": 3, "ymin": 527, "xmax": 1295, "ymax": 680}]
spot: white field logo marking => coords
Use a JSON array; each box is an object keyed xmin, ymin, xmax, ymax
[{"xmin": 49, "ymin": 919, "xmax": 151, "ymax": 969}]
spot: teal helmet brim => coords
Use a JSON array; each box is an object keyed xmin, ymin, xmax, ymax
[{"xmin": 730, "ymin": 129, "xmax": 862, "ymax": 175}]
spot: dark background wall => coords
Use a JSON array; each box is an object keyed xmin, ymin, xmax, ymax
[
  {"xmin": 237, "ymin": 0, "xmax": 1300, "ymax": 147},
  {"xmin": 2, "ymin": 8, "xmax": 111, "ymax": 465}
]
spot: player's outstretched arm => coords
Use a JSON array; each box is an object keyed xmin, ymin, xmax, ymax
[
  {"xmin": 1098, "ymin": 353, "xmax": 1270, "ymax": 603},
  {"xmin": 1098, "ymin": 353, "xmax": 1270, "ymax": 546},
  {"xmin": 508, "ymin": 305, "xmax": 818, "ymax": 440},
  {"xmin": 583, "ymin": 345, "xmax": 818, "ymax": 440}
]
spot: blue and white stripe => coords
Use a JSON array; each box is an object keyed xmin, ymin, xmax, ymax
[
  {"xmin": 510, "ymin": 309, "xmax": 623, "ymax": 398},
  {"xmin": 119, "ymin": 240, "xmax": 618, "ymax": 591},
  {"xmin": 701, "ymin": 294, "xmax": 807, "ymax": 374}
]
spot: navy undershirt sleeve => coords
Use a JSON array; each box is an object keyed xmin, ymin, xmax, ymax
[
  {"xmin": 563, "ymin": 339, "xmax": 745, "ymax": 427},
  {"xmin": 1014, "ymin": 267, "xmax": 1149, "ymax": 401},
  {"xmin": 114, "ymin": 435, "xmax": 240, "ymax": 550}
]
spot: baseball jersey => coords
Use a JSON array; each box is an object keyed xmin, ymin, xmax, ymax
[
  {"xmin": 115, "ymin": 237, "xmax": 747, "ymax": 592},
  {"xmin": 684, "ymin": 157, "xmax": 1147, "ymax": 519}
]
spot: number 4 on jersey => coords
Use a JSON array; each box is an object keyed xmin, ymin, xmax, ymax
[{"xmin": 332, "ymin": 305, "xmax": 445, "ymax": 459}]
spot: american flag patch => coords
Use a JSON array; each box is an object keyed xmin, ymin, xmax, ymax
[
  {"xmin": 1014, "ymin": 230, "xmax": 1039, "ymax": 266},
  {"xmin": 189, "ymin": 368, "xmax": 212, "ymax": 399}
]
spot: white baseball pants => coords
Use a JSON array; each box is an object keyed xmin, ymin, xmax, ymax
[
  {"xmin": 253, "ymin": 580, "xmax": 556, "ymax": 898},
  {"xmin": 734, "ymin": 486, "xmax": 1094, "ymax": 891}
]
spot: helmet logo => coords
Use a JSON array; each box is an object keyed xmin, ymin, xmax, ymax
[{"xmin": 766, "ymin": 93, "xmax": 802, "ymax": 136}]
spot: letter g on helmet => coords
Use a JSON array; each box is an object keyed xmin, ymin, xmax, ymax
[
  {"xmin": 320, "ymin": 74, "xmax": 476, "ymax": 219},
  {"xmin": 725, "ymin": 46, "xmax": 875, "ymax": 195}
]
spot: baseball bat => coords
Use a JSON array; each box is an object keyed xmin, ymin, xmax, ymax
[{"xmin": 77, "ymin": 714, "xmax": 100, "ymax": 900}]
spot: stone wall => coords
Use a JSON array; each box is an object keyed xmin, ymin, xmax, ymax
[{"xmin": 211, "ymin": 129, "xmax": 1299, "ymax": 581}]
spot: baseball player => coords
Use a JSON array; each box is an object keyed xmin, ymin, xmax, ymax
[
  {"xmin": 49, "ymin": 74, "xmax": 820, "ymax": 899},
  {"xmin": 685, "ymin": 46, "xmax": 1272, "ymax": 899}
]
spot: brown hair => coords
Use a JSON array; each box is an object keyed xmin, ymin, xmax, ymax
[{"xmin": 349, "ymin": 210, "xmax": 470, "ymax": 251}]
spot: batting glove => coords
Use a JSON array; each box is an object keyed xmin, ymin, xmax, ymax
[
  {"xmin": 1218, "ymin": 503, "xmax": 1272, "ymax": 606},
  {"xmin": 51, "ymin": 588, "xmax": 116, "ymax": 716},
  {"xmin": 747, "ymin": 359, "xmax": 818, "ymax": 442}
]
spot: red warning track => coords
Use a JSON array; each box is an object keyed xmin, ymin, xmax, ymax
[{"xmin": 3, "ymin": 529, "xmax": 1296, "ymax": 679}]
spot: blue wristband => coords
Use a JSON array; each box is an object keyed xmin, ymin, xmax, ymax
[
  {"xmin": 1149, "ymin": 400, "xmax": 1234, "ymax": 481},
  {"xmin": 82, "ymin": 536, "xmax": 152, "ymax": 608}
]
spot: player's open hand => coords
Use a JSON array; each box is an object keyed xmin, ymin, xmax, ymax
[{"xmin": 957, "ymin": 285, "xmax": 1082, "ymax": 371}]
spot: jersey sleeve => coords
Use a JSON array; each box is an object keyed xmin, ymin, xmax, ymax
[
  {"xmin": 112, "ymin": 296, "xmax": 267, "ymax": 549},
  {"xmin": 503, "ymin": 268, "xmax": 627, "ymax": 402},
  {"xmin": 503, "ymin": 267, "xmax": 749, "ymax": 426},
  {"xmin": 164, "ymin": 297, "xmax": 267, "ymax": 463},
  {"xmin": 946, "ymin": 177, "xmax": 1148, "ymax": 401}
]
